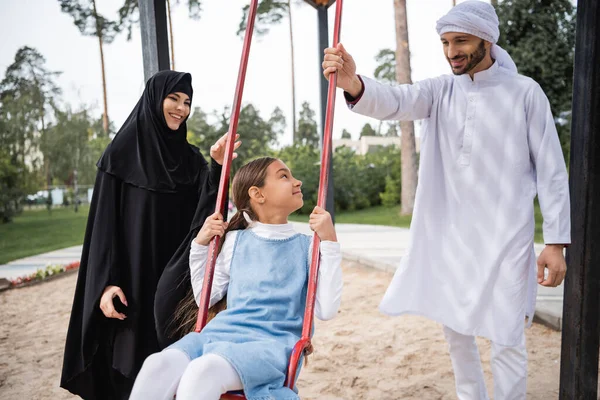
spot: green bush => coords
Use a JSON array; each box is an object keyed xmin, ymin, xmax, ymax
[
  {"xmin": 277, "ymin": 144, "xmax": 402, "ymax": 214},
  {"xmin": 380, "ymin": 175, "xmax": 401, "ymax": 207}
]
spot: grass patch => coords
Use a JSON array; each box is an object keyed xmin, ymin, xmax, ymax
[
  {"xmin": 292, "ymin": 203, "xmax": 544, "ymax": 243},
  {"xmin": 289, "ymin": 205, "xmax": 412, "ymax": 228},
  {"xmin": 0, "ymin": 200, "xmax": 545, "ymax": 265},
  {"xmin": 0, "ymin": 206, "xmax": 89, "ymax": 264}
]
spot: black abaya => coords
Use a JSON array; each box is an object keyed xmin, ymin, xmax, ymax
[{"xmin": 60, "ymin": 71, "xmax": 221, "ymax": 400}]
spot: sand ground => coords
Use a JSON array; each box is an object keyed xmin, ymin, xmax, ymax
[{"xmin": 0, "ymin": 262, "xmax": 564, "ymax": 400}]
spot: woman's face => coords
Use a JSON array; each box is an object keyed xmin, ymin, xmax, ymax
[{"xmin": 163, "ymin": 92, "xmax": 191, "ymax": 130}]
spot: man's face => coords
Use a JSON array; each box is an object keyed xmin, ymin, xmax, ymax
[{"xmin": 441, "ymin": 32, "xmax": 488, "ymax": 75}]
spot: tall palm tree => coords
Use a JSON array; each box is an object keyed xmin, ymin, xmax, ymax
[
  {"xmin": 91, "ymin": 0, "xmax": 109, "ymax": 134},
  {"xmin": 166, "ymin": 0, "xmax": 176, "ymax": 69},
  {"xmin": 59, "ymin": 0, "xmax": 116, "ymax": 136},
  {"xmin": 394, "ymin": 0, "xmax": 418, "ymax": 215}
]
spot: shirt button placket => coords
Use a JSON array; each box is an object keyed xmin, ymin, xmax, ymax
[{"xmin": 461, "ymin": 92, "xmax": 476, "ymax": 166}]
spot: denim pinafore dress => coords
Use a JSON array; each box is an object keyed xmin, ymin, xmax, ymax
[{"xmin": 170, "ymin": 229, "xmax": 311, "ymax": 400}]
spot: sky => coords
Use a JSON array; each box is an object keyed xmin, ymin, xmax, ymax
[{"xmin": 0, "ymin": 0, "xmax": 484, "ymax": 147}]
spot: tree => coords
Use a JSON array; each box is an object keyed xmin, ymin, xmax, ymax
[
  {"xmin": 0, "ymin": 47, "xmax": 61, "ymax": 200},
  {"xmin": 359, "ymin": 123, "xmax": 377, "ymax": 138},
  {"xmin": 296, "ymin": 101, "xmax": 319, "ymax": 147},
  {"xmin": 0, "ymin": 47, "xmax": 61, "ymax": 141},
  {"xmin": 394, "ymin": 0, "xmax": 418, "ymax": 215},
  {"xmin": 0, "ymin": 149, "xmax": 22, "ymax": 223},
  {"xmin": 59, "ymin": 0, "xmax": 118, "ymax": 135},
  {"xmin": 186, "ymin": 106, "xmax": 220, "ymax": 148},
  {"xmin": 238, "ymin": 0, "xmax": 298, "ymax": 143},
  {"xmin": 374, "ymin": 48, "xmax": 397, "ymax": 84},
  {"xmin": 341, "ymin": 129, "xmax": 352, "ymax": 139},
  {"xmin": 40, "ymin": 107, "xmax": 107, "ymax": 187},
  {"xmin": 497, "ymin": 0, "xmax": 576, "ymax": 161},
  {"xmin": 374, "ymin": 48, "xmax": 397, "ymax": 134},
  {"xmin": 385, "ymin": 123, "xmax": 399, "ymax": 137},
  {"xmin": 117, "ymin": 0, "xmax": 203, "ymax": 69},
  {"xmin": 188, "ymin": 104, "xmax": 280, "ymax": 175},
  {"xmin": 269, "ymin": 107, "xmax": 287, "ymax": 142}
]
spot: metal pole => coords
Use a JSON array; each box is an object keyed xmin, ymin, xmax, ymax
[
  {"xmin": 139, "ymin": 0, "xmax": 171, "ymax": 82},
  {"xmin": 317, "ymin": 6, "xmax": 335, "ymax": 221},
  {"xmin": 559, "ymin": 0, "xmax": 600, "ymax": 398}
]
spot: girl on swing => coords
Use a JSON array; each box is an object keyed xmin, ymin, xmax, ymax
[{"xmin": 130, "ymin": 156, "xmax": 343, "ymax": 400}]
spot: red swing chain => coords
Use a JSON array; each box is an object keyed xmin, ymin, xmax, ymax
[
  {"xmin": 285, "ymin": 0, "xmax": 344, "ymax": 390},
  {"xmin": 195, "ymin": 0, "xmax": 259, "ymax": 333}
]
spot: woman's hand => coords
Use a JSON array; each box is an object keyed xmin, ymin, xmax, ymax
[
  {"xmin": 194, "ymin": 212, "xmax": 228, "ymax": 246},
  {"xmin": 210, "ymin": 133, "xmax": 241, "ymax": 165},
  {"xmin": 100, "ymin": 286, "xmax": 128, "ymax": 320}
]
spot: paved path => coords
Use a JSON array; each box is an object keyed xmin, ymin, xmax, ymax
[{"xmin": 0, "ymin": 223, "xmax": 563, "ymax": 330}]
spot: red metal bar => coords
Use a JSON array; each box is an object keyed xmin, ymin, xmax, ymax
[
  {"xmin": 195, "ymin": 0, "xmax": 259, "ymax": 333},
  {"xmin": 285, "ymin": 0, "xmax": 343, "ymax": 390}
]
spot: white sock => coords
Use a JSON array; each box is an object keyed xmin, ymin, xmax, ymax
[
  {"xmin": 129, "ymin": 349, "xmax": 190, "ymax": 400},
  {"xmin": 176, "ymin": 353, "xmax": 243, "ymax": 400}
]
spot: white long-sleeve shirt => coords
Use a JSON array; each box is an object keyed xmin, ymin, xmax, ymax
[
  {"xmin": 189, "ymin": 222, "xmax": 343, "ymax": 321},
  {"xmin": 350, "ymin": 62, "xmax": 570, "ymax": 346}
]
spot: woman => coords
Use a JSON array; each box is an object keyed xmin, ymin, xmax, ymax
[{"xmin": 60, "ymin": 70, "xmax": 239, "ymax": 400}]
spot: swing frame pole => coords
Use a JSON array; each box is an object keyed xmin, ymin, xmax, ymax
[
  {"xmin": 285, "ymin": 0, "xmax": 343, "ymax": 390},
  {"xmin": 195, "ymin": 0, "xmax": 259, "ymax": 333}
]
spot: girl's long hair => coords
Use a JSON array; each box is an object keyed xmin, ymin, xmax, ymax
[{"xmin": 169, "ymin": 157, "xmax": 277, "ymax": 337}]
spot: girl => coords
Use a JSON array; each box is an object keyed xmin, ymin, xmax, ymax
[
  {"xmin": 130, "ymin": 157, "xmax": 343, "ymax": 400},
  {"xmin": 60, "ymin": 70, "xmax": 240, "ymax": 400}
]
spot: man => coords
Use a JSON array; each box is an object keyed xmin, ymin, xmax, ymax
[{"xmin": 322, "ymin": 1, "xmax": 570, "ymax": 399}]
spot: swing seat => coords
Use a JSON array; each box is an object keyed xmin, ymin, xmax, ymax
[
  {"xmin": 218, "ymin": 337, "xmax": 311, "ymax": 399},
  {"xmin": 220, "ymin": 391, "xmax": 246, "ymax": 399}
]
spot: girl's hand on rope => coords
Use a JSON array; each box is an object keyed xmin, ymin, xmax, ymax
[
  {"xmin": 100, "ymin": 286, "xmax": 128, "ymax": 320},
  {"xmin": 195, "ymin": 212, "xmax": 228, "ymax": 246},
  {"xmin": 322, "ymin": 43, "xmax": 362, "ymax": 98},
  {"xmin": 210, "ymin": 133, "xmax": 241, "ymax": 166},
  {"xmin": 309, "ymin": 206, "xmax": 337, "ymax": 242}
]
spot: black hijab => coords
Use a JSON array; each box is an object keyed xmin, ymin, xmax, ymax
[{"xmin": 97, "ymin": 70, "xmax": 204, "ymax": 192}]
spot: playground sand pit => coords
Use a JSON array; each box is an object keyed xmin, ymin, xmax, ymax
[{"xmin": 0, "ymin": 261, "xmax": 563, "ymax": 400}]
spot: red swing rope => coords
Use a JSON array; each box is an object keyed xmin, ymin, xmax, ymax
[
  {"xmin": 285, "ymin": 0, "xmax": 344, "ymax": 390},
  {"xmin": 195, "ymin": 0, "xmax": 259, "ymax": 333}
]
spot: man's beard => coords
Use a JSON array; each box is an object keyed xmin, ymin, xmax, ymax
[{"xmin": 448, "ymin": 40, "xmax": 487, "ymax": 75}]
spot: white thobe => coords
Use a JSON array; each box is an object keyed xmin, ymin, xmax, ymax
[
  {"xmin": 349, "ymin": 61, "xmax": 570, "ymax": 346},
  {"xmin": 189, "ymin": 222, "xmax": 344, "ymax": 321}
]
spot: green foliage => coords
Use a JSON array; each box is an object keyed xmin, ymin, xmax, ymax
[
  {"xmin": 380, "ymin": 175, "xmax": 400, "ymax": 207},
  {"xmin": 238, "ymin": 0, "xmax": 289, "ymax": 37},
  {"xmin": 497, "ymin": 0, "xmax": 576, "ymax": 161},
  {"xmin": 117, "ymin": 0, "xmax": 203, "ymax": 40},
  {"xmin": 0, "ymin": 150, "xmax": 22, "ymax": 223},
  {"xmin": 278, "ymin": 144, "xmax": 402, "ymax": 215},
  {"xmin": 41, "ymin": 108, "xmax": 109, "ymax": 186},
  {"xmin": 187, "ymin": 104, "xmax": 281, "ymax": 175},
  {"xmin": 385, "ymin": 122, "xmax": 399, "ymax": 137},
  {"xmin": 359, "ymin": 123, "xmax": 377, "ymax": 138},
  {"xmin": 0, "ymin": 47, "xmax": 62, "ymax": 221},
  {"xmin": 332, "ymin": 147, "xmax": 371, "ymax": 211},
  {"xmin": 296, "ymin": 101, "xmax": 319, "ymax": 147},
  {"xmin": 374, "ymin": 48, "xmax": 396, "ymax": 84},
  {"xmin": 341, "ymin": 129, "xmax": 352, "ymax": 139},
  {"xmin": 59, "ymin": 0, "xmax": 119, "ymax": 43},
  {"xmin": 278, "ymin": 144, "xmax": 320, "ymax": 214}
]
